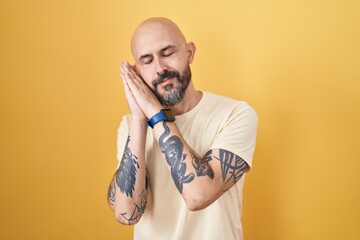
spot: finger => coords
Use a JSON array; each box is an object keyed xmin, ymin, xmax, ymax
[
  {"xmin": 122, "ymin": 73, "xmax": 136, "ymax": 103},
  {"xmin": 129, "ymin": 67, "xmax": 142, "ymax": 81},
  {"xmin": 123, "ymin": 71, "xmax": 139, "ymax": 96},
  {"xmin": 120, "ymin": 72, "xmax": 126, "ymax": 83},
  {"xmin": 122, "ymin": 64, "xmax": 134, "ymax": 86},
  {"xmin": 120, "ymin": 71, "xmax": 131, "ymax": 90},
  {"xmin": 120, "ymin": 63, "xmax": 127, "ymax": 78},
  {"xmin": 127, "ymin": 71, "xmax": 141, "ymax": 88},
  {"xmin": 124, "ymin": 62, "xmax": 151, "ymax": 100},
  {"xmin": 125, "ymin": 63, "xmax": 146, "ymax": 89},
  {"xmin": 124, "ymin": 62, "xmax": 139, "ymax": 79},
  {"xmin": 120, "ymin": 63, "xmax": 134, "ymax": 94},
  {"xmin": 121, "ymin": 62, "xmax": 132, "ymax": 75},
  {"xmin": 123, "ymin": 78, "xmax": 132, "ymax": 98},
  {"xmin": 123, "ymin": 62, "xmax": 133, "ymax": 80},
  {"xmin": 123, "ymin": 62, "xmax": 135, "ymax": 79},
  {"xmin": 123, "ymin": 65, "xmax": 140, "ymax": 91},
  {"xmin": 124, "ymin": 73, "xmax": 138, "ymax": 93}
]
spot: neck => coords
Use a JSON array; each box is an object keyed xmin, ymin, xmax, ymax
[{"xmin": 168, "ymin": 82, "xmax": 202, "ymax": 115}]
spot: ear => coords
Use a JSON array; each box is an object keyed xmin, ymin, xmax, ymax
[{"xmin": 186, "ymin": 42, "xmax": 196, "ymax": 64}]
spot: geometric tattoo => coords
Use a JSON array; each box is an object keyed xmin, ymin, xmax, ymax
[
  {"xmin": 159, "ymin": 122, "xmax": 195, "ymax": 193},
  {"xmin": 191, "ymin": 150, "xmax": 214, "ymax": 179},
  {"xmin": 214, "ymin": 149, "xmax": 249, "ymax": 187},
  {"xmin": 116, "ymin": 136, "xmax": 139, "ymax": 198},
  {"xmin": 121, "ymin": 189, "xmax": 147, "ymax": 225}
]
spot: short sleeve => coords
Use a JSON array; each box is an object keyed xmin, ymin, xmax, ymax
[{"xmin": 211, "ymin": 103, "xmax": 258, "ymax": 168}]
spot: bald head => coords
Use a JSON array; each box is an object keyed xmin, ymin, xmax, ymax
[
  {"xmin": 131, "ymin": 17, "xmax": 187, "ymax": 61},
  {"xmin": 127, "ymin": 18, "xmax": 197, "ymax": 108}
]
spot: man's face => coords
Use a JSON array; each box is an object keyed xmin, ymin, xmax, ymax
[
  {"xmin": 150, "ymin": 64, "xmax": 192, "ymax": 106},
  {"xmin": 131, "ymin": 21, "xmax": 194, "ymax": 106}
]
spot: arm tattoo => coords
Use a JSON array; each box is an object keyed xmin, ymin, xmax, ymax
[
  {"xmin": 159, "ymin": 122, "xmax": 194, "ymax": 193},
  {"xmin": 120, "ymin": 189, "xmax": 147, "ymax": 225},
  {"xmin": 116, "ymin": 136, "xmax": 139, "ymax": 197},
  {"xmin": 108, "ymin": 181, "xmax": 116, "ymax": 205},
  {"xmin": 215, "ymin": 149, "xmax": 249, "ymax": 186},
  {"xmin": 191, "ymin": 150, "xmax": 214, "ymax": 179}
]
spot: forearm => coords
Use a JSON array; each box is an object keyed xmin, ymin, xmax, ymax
[
  {"xmin": 152, "ymin": 121, "xmax": 223, "ymax": 210},
  {"xmin": 118, "ymin": 61, "xmax": 250, "ymax": 211},
  {"xmin": 108, "ymin": 117, "xmax": 148, "ymax": 224}
]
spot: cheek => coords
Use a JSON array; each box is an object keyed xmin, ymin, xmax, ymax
[
  {"xmin": 138, "ymin": 68, "xmax": 155, "ymax": 86},
  {"xmin": 167, "ymin": 57, "xmax": 185, "ymax": 72}
]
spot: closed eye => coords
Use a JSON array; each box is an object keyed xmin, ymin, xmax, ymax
[
  {"xmin": 140, "ymin": 56, "xmax": 153, "ymax": 64},
  {"xmin": 163, "ymin": 52, "xmax": 174, "ymax": 57},
  {"xmin": 144, "ymin": 58, "xmax": 153, "ymax": 64},
  {"xmin": 161, "ymin": 45, "xmax": 176, "ymax": 57}
]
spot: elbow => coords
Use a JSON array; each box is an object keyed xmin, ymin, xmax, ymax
[
  {"xmin": 186, "ymin": 202, "xmax": 206, "ymax": 212},
  {"xmin": 114, "ymin": 209, "xmax": 140, "ymax": 225},
  {"xmin": 184, "ymin": 195, "xmax": 213, "ymax": 212}
]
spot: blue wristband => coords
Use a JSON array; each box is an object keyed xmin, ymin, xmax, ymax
[{"xmin": 147, "ymin": 109, "xmax": 175, "ymax": 128}]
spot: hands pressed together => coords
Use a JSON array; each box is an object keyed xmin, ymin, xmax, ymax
[{"xmin": 120, "ymin": 62, "xmax": 163, "ymax": 121}]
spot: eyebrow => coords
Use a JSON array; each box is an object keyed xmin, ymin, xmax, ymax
[
  {"xmin": 160, "ymin": 45, "xmax": 176, "ymax": 52},
  {"xmin": 138, "ymin": 45, "xmax": 176, "ymax": 61}
]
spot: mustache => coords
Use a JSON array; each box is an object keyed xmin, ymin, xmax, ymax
[{"xmin": 152, "ymin": 70, "xmax": 180, "ymax": 88}]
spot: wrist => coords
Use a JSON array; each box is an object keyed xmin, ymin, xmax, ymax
[
  {"xmin": 147, "ymin": 106, "xmax": 163, "ymax": 119},
  {"xmin": 130, "ymin": 115, "xmax": 148, "ymax": 124},
  {"xmin": 147, "ymin": 109, "xmax": 175, "ymax": 128}
]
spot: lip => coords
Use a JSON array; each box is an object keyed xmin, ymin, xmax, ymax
[{"xmin": 161, "ymin": 77, "xmax": 174, "ymax": 85}]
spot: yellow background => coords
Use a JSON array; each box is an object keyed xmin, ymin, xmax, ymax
[{"xmin": 1, "ymin": 0, "xmax": 359, "ymax": 239}]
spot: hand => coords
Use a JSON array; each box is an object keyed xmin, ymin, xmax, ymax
[
  {"xmin": 120, "ymin": 62, "xmax": 146, "ymax": 121},
  {"xmin": 120, "ymin": 62, "xmax": 163, "ymax": 119}
]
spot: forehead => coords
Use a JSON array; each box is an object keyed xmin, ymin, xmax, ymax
[{"xmin": 131, "ymin": 21, "xmax": 185, "ymax": 60}]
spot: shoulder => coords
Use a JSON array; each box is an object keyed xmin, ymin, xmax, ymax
[{"xmin": 203, "ymin": 91, "xmax": 257, "ymax": 119}]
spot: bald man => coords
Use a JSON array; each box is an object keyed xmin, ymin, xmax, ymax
[{"xmin": 108, "ymin": 18, "xmax": 258, "ymax": 240}]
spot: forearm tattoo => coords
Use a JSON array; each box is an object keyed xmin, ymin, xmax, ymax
[
  {"xmin": 191, "ymin": 150, "xmax": 214, "ymax": 179},
  {"xmin": 108, "ymin": 181, "xmax": 116, "ymax": 205},
  {"xmin": 215, "ymin": 149, "xmax": 249, "ymax": 187},
  {"xmin": 157, "ymin": 121, "xmax": 248, "ymax": 193},
  {"xmin": 120, "ymin": 189, "xmax": 147, "ymax": 225},
  {"xmin": 159, "ymin": 122, "xmax": 194, "ymax": 193},
  {"xmin": 110, "ymin": 135, "xmax": 149, "ymax": 222},
  {"xmin": 116, "ymin": 136, "xmax": 139, "ymax": 197}
]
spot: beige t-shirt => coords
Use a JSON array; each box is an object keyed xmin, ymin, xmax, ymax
[{"xmin": 117, "ymin": 92, "xmax": 258, "ymax": 240}]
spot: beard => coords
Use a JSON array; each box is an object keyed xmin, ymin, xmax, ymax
[{"xmin": 151, "ymin": 65, "xmax": 192, "ymax": 107}]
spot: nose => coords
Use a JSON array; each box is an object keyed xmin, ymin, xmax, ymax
[{"xmin": 155, "ymin": 58, "xmax": 168, "ymax": 75}]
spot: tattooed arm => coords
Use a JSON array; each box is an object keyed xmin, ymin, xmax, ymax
[
  {"xmin": 107, "ymin": 62, "xmax": 154, "ymax": 224},
  {"xmin": 118, "ymin": 62, "xmax": 252, "ymax": 211},
  {"xmin": 107, "ymin": 118, "xmax": 148, "ymax": 225},
  {"xmin": 153, "ymin": 121, "xmax": 249, "ymax": 211}
]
